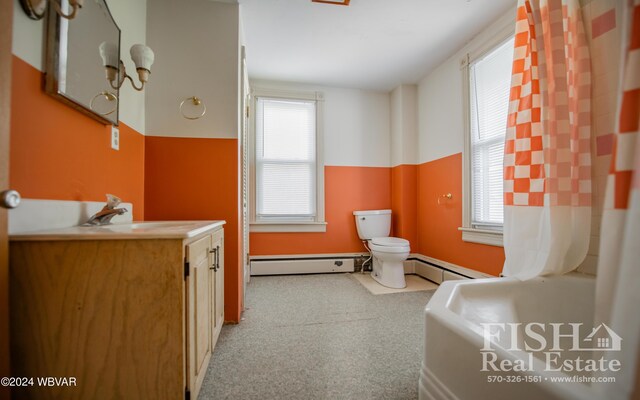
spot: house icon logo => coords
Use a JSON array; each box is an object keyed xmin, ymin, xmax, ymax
[{"xmin": 582, "ymin": 323, "xmax": 622, "ymax": 351}]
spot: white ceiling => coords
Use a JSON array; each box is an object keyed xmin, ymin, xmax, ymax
[{"xmin": 239, "ymin": 0, "xmax": 516, "ymax": 91}]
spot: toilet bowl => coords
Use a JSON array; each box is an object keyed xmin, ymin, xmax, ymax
[
  {"xmin": 368, "ymin": 237, "xmax": 410, "ymax": 288},
  {"xmin": 353, "ymin": 210, "xmax": 411, "ymax": 289}
]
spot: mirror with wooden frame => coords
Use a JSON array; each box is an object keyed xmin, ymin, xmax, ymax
[{"xmin": 45, "ymin": 0, "xmax": 120, "ymax": 125}]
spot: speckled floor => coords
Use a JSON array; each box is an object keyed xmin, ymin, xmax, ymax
[{"xmin": 199, "ymin": 273, "xmax": 437, "ymax": 400}]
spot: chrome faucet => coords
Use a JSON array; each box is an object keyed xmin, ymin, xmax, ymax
[{"xmin": 85, "ymin": 194, "xmax": 128, "ymax": 226}]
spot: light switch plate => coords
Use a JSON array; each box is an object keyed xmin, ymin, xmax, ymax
[{"xmin": 111, "ymin": 126, "xmax": 119, "ymax": 150}]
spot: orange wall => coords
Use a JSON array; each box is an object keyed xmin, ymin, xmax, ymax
[
  {"xmin": 391, "ymin": 164, "xmax": 417, "ymax": 246},
  {"xmin": 250, "ymin": 166, "xmax": 391, "ymax": 255},
  {"xmin": 144, "ymin": 136, "xmax": 242, "ymax": 322},
  {"xmin": 9, "ymin": 56, "xmax": 145, "ymax": 219},
  {"xmin": 416, "ymin": 153, "xmax": 504, "ymax": 276}
]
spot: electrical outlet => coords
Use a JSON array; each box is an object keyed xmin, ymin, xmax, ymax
[{"xmin": 111, "ymin": 126, "xmax": 119, "ymax": 150}]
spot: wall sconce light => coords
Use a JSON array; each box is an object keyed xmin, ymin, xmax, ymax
[
  {"xmin": 19, "ymin": 0, "xmax": 84, "ymax": 20},
  {"xmin": 99, "ymin": 42, "xmax": 155, "ymax": 92}
]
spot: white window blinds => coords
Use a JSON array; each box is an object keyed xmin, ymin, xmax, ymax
[
  {"xmin": 255, "ymin": 97, "xmax": 317, "ymax": 220},
  {"xmin": 469, "ymin": 37, "xmax": 514, "ymax": 228}
]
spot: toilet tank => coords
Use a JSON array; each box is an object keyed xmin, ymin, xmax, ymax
[{"xmin": 353, "ymin": 209, "xmax": 391, "ymax": 240}]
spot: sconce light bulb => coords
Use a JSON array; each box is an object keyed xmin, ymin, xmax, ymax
[
  {"xmin": 99, "ymin": 41, "xmax": 119, "ymax": 69},
  {"xmin": 130, "ymin": 44, "xmax": 155, "ymax": 72}
]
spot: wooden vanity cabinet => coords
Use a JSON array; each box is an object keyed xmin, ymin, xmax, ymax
[{"xmin": 9, "ymin": 224, "xmax": 225, "ymax": 400}]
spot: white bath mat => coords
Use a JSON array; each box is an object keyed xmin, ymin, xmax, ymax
[{"xmin": 351, "ymin": 273, "xmax": 438, "ymax": 295}]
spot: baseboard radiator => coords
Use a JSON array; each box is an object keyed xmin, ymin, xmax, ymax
[
  {"xmin": 251, "ymin": 257, "xmax": 356, "ymax": 276},
  {"xmin": 409, "ymin": 256, "xmax": 492, "ymax": 282},
  {"xmin": 411, "ymin": 259, "xmax": 468, "ymax": 283},
  {"xmin": 249, "ymin": 253, "xmax": 489, "ymax": 281}
]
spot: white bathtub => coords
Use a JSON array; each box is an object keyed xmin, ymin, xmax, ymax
[{"xmin": 419, "ymin": 273, "xmax": 606, "ymax": 400}]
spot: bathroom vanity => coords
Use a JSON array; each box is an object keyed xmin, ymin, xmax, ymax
[{"xmin": 9, "ymin": 221, "xmax": 225, "ymax": 400}]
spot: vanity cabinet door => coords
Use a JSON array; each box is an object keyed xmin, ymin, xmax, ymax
[
  {"xmin": 211, "ymin": 229, "xmax": 224, "ymax": 343},
  {"xmin": 186, "ymin": 235, "xmax": 212, "ymax": 400}
]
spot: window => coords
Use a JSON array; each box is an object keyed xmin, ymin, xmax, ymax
[
  {"xmin": 461, "ymin": 35, "xmax": 514, "ymax": 246},
  {"xmin": 251, "ymin": 90, "xmax": 325, "ymax": 232},
  {"xmin": 256, "ymin": 98, "xmax": 316, "ymax": 219}
]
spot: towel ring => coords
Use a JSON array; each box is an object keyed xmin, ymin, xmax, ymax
[
  {"xmin": 89, "ymin": 91, "xmax": 118, "ymax": 116},
  {"xmin": 437, "ymin": 193, "xmax": 453, "ymax": 205},
  {"xmin": 179, "ymin": 96, "xmax": 206, "ymax": 120}
]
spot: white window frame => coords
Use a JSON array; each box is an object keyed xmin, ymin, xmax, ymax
[
  {"xmin": 459, "ymin": 25, "xmax": 514, "ymax": 247},
  {"xmin": 249, "ymin": 88, "xmax": 326, "ymax": 233}
]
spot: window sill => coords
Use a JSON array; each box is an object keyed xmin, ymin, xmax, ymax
[
  {"xmin": 250, "ymin": 222, "xmax": 327, "ymax": 233},
  {"xmin": 458, "ymin": 227, "xmax": 503, "ymax": 247}
]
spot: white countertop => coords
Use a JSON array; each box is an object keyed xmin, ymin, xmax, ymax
[{"xmin": 9, "ymin": 221, "xmax": 226, "ymax": 241}]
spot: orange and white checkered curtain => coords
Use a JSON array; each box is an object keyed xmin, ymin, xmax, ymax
[
  {"xmin": 502, "ymin": 0, "xmax": 592, "ymax": 278},
  {"xmin": 595, "ymin": 1, "xmax": 640, "ymax": 398}
]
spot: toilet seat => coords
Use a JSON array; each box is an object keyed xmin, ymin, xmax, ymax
[
  {"xmin": 368, "ymin": 237, "xmax": 410, "ymax": 254},
  {"xmin": 370, "ymin": 237, "xmax": 409, "ymax": 247},
  {"xmin": 369, "ymin": 243, "xmax": 410, "ymax": 253}
]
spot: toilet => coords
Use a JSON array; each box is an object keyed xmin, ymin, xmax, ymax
[{"xmin": 353, "ymin": 209, "xmax": 410, "ymax": 289}]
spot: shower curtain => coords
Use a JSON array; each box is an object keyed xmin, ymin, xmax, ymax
[
  {"xmin": 502, "ymin": 0, "xmax": 592, "ymax": 279},
  {"xmin": 595, "ymin": 1, "xmax": 640, "ymax": 398}
]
